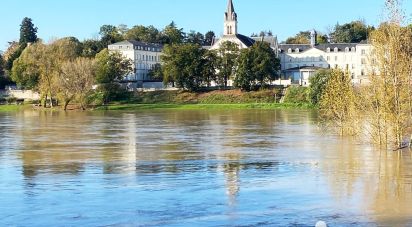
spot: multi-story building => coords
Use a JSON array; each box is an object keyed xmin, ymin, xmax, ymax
[
  {"xmin": 108, "ymin": 40, "xmax": 163, "ymax": 85},
  {"xmin": 278, "ymin": 30, "xmax": 372, "ymax": 85}
]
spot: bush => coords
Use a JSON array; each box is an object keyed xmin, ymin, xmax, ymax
[
  {"xmin": 6, "ymin": 96, "xmax": 17, "ymax": 104},
  {"xmin": 283, "ymin": 86, "xmax": 310, "ymax": 104}
]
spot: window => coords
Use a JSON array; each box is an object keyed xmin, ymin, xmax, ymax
[
  {"xmin": 334, "ymin": 47, "xmax": 338, "ymax": 53},
  {"xmin": 345, "ymin": 47, "xmax": 349, "ymax": 52},
  {"xmin": 288, "ymin": 48, "xmax": 292, "ymax": 53},
  {"xmin": 361, "ymin": 49, "xmax": 366, "ymax": 55},
  {"xmin": 295, "ymin": 48, "xmax": 300, "ymax": 53},
  {"xmin": 326, "ymin": 47, "xmax": 331, "ymax": 53},
  {"xmin": 361, "ymin": 58, "xmax": 366, "ymax": 65},
  {"xmin": 351, "ymin": 47, "xmax": 356, "ymax": 52},
  {"xmin": 361, "ymin": 70, "xmax": 365, "ymax": 76},
  {"xmin": 335, "ymin": 56, "xmax": 338, "ymax": 61},
  {"xmin": 327, "ymin": 56, "xmax": 331, "ymax": 61}
]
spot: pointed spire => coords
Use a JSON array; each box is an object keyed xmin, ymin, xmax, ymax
[{"xmin": 227, "ymin": 0, "xmax": 235, "ymax": 15}]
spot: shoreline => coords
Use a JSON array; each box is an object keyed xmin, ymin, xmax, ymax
[{"xmin": 95, "ymin": 103, "xmax": 315, "ymax": 111}]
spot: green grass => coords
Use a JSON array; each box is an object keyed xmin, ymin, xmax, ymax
[
  {"xmin": 0, "ymin": 104, "xmax": 24, "ymax": 112},
  {"xmin": 97, "ymin": 103, "xmax": 315, "ymax": 111}
]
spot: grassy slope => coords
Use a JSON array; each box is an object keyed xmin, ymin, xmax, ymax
[
  {"xmin": 0, "ymin": 105, "xmax": 24, "ymax": 112},
  {"xmin": 101, "ymin": 89, "xmax": 314, "ymax": 110}
]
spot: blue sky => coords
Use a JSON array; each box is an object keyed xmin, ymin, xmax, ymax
[{"xmin": 1, "ymin": 0, "xmax": 411, "ymax": 51}]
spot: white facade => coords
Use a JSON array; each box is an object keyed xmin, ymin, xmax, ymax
[
  {"xmin": 108, "ymin": 40, "xmax": 163, "ymax": 82},
  {"xmin": 279, "ymin": 42, "xmax": 373, "ymax": 85}
]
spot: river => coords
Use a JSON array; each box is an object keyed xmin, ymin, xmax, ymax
[{"xmin": 1, "ymin": 109, "xmax": 412, "ymax": 226}]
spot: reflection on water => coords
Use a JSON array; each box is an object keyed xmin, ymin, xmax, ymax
[{"xmin": 0, "ymin": 109, "xmax": 412, "ymax": 226}]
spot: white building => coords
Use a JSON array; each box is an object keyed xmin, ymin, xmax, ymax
[
  {"xmin": 108, "ymin": 40, "xmax": 163, "ymax": 87},
  {"xmin": 278, "ymin": 31, "xmax": 372, "ymax": 85}
]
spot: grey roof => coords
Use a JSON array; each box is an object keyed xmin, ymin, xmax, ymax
[
  {"xmin": 279, "ymin": 43, "xmax": 358, "ymax": 53},
  {"xmin": 109, "ymin": 40, "xmax": 163, "ymax": 50},
  {"xmin": 251, "ymin": 36, "xmax": 278, "ymax": 48},
  {"xmin": 236, "ymin": 34, "xmax": 255, "ymax": 47}
]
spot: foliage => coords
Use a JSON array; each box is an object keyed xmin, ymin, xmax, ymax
[
  {"xmin": 10, "ymin": 43, "xmax": 43, "ymax": 89},
  {"xmin": 0, "ymin": 76, "xmax": 12, "ymax": 89},
  {"xmin": 216, "ymin": 41, "xmax": 240, "ymax": 88},
  {"xmin": 99, "ymin": 25, "xmax": 123, "ymax": 47},
  {"xmin": 19, "ymin": 17, "xmax": 38, "ymax": 45},
  {"xmin": 162, "ymin": 43, "xmax": 206, "ymax": 91},
  {"xmin": 234, "ymin": 42, "xmax": 280, "ymax": 91},
  {"xmin": 185, "ymin": 31, "xmax": 204, "ymax": 45},
  {"xmin": 360, "ymin": 0, "xmax": 412, "ymax": 148},
  {"xmin": 283, "ymin": 86, "xmax": 310, "ymax": 104},
  {"xmin": 330, "ymin": 20, "xmax": 374, "ymax": 43},
  {"xmin": 286, "ymin": 31, "xmax": 310, "ymax": 44},
  {"xmin": 125, "ymin": 25, "xmax": 161, "ymax": 43},
  {"xmin": 0, "ymin": 53, "xmax": 4, "ymax": 76},
  {"xmin": 81, "ymin": 39, "xmax": 104, "ymax": 58},
  {"xmin": 4, "ymin": 42, "xmax": 25, "ymax": 72},
  {"xmin": 204, "ymin": 31, "xmax": 215, "ymax": 46},
  {"xmin": 319, "ymin": 69, "xmax": 357, "ymax": 135},
  {"xmin": 308, "ymin": 69, "xmax": 332, "ymax": 105},
  {"xmin": 286, "ymin": 31, "xmax": 328, "ymax": 44},
  {"xmin": 147, "ymin": 63, "xmax": 164, "ymax": 82},
  {"xmin": 95, "ymin": 49, "xmax": 132, "ymax": 84},
  {"xmin": 163, "ymin": 22, "xmax": 185, "ymax": 44},
  {"xmin": 58, "ymin": 58, "xmax": 96, "ymax": 110}
]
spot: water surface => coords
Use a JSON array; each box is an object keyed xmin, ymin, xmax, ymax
[{"xmin": 1, "ymin": 109, "xmax": 412, "ymax": 226}]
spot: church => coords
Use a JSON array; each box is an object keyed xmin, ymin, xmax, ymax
[
  {"xmin": 210, "ymin": 0, "xmax": 372, "ymax": 86},
  {"xmin": 210, "ymin": 0, "xmax": 278, "ymax": 51}
]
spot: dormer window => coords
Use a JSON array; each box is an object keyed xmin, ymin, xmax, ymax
[
  {"xmin": 345, "ymin": 47, "xmax": 349, "ymax": 52},
  {"xmin": 326, "ymin": 47, "xmax": 331, "ymax": 53},
  {"xmin": 334, "ymin": 47, "xmax": 339, "ymax": 53},
  {"xmin": 295, "ymin": 48, "xmax": 300, "ymax": 53},
  {"xmin": 288, "ymin": 48, "xmax": 292, "ymax": 53},
  {"xmin": 351, "ymin": 47, "xmax": 356, "ymax": 52}
]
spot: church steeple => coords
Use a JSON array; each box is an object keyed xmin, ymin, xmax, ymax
[{"xmin": 224, "ymin": 0, "xmax": 238, "ymax": 35}]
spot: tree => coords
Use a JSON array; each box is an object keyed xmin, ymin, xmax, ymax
[
  {"xmin": 0, "ymin": 53, "xmax": 4, "ymax": 76},
  {"xmin": 308, "ymin": 69, "xmax": 333, "ymax": 105},
  {"xmin": 125, "ymin": 25, "xmax": 161, "ymax": 43},
  {"xmin": 234, "ymin": 42, "xmax": 280, "ymax": 91},
  {"xmin": 330, "ymin": 21, "xmax": 374, "ymax": 43},
  {"xmin": 3, "ymin": 42, "xmax": 25, "ymax": 72},
  {"xmin": 162, "ymin": 22, "xmax": 185, "ymax": 44},
  {"xmin": 147, "ymin": 63, "xmax": 163, "ymax": 82},
  {"xmin": 162, "ymin": 43, "xmax": 206, "ymax": 91},
  {"xmin": 286, "ymin": 31, "xmax": 310, "ymax": 44},
  {"xmin": 99, "ymin": 25, "xmax": 123, "ymax": 47},
  {"xmin": 204, "ymin": 31, "xmax": 215, "ymax": 46},
  {"xmin": 58, "ymin": 58, "xmax": 96, "ymax": 110},
  {"xmin": 216, "ymin": 41, "xmax": 240, "ymax": 88},
  {"xmin": 202, "ymin": 50, "xmax": 218, "ymax": 87},
  {"xmin": 19, "ymin": 17, "xmax": 38, "ymax": 46},
  {"xmin": 360, "ymin": 0, "xmax": 412, "ymax": 148},
  {"xmin": 319, "ymin": 69, "xmax": 357, "ymax": 135},
  {"xmin": 186, "ymin": 30, "xmax": 204, "ymax": 45},
  {"xmin": 10, "ymin": 43, "xmax": 42, "ymax": 89},
  {"xmin": 81, "ymin": 39, "xmax": 104, "ymax": 58},
  {"xmin": 95, "ymin": 49, "xmax": 132, "ymax": 104}
]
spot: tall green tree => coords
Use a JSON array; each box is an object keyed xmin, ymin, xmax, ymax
[
  {"xmin": 204, "ymin": 31, "xmax": 215, "ymax": 46},
  {"xmin": 0, "ymin": 53, "xmax": 4, "ymax": 76},
  {"xmin": 308, "ymin": 69, "xmax": 333, "ymax": 105},
  {"xmin": 81, "ymin": 39, "xmax": 104, "ymax": 58},
  {"xmin": 94, "ymin": 49, "xmax": 132, "ymax": 104},
  {"xmin": 19, "ymin": 17, "xmax": 38, "ymax": 46},
  {"xmin": 125, "ymin": 25, "xmax": 161, "ymax": 43},
  {"xmin": 186, "ymin": 31, "xmax": 204, "ymax": 45},
  {"xmin": 216, "ymin": 41, "xmax": 240, "ymax": 88},
  {"xmin": 162, "ymin": 43, "xmax": 206, "ymax": 91},
  {"xmin": 331, "ymin": 21, "xmax": 374, "ymax": 43},
  {"xmin": 162, "ymin": 22, "xmax": 185, "ymax": 44},
  {"xmin": 99, "ymin": 25, "xmax": 123, "ymax": 47},
  {"xmin": 234, "ymin": 42, "xmax": 280, "ymax": 91}
]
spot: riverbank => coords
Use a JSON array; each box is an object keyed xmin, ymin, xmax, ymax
[
  {"xmin": 0, "ymin": 105, "xmax": 25, "ymax": 112},
  {"xmin": 96, "ymin": 103, "xmax": 314, "ymax": 111}
]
